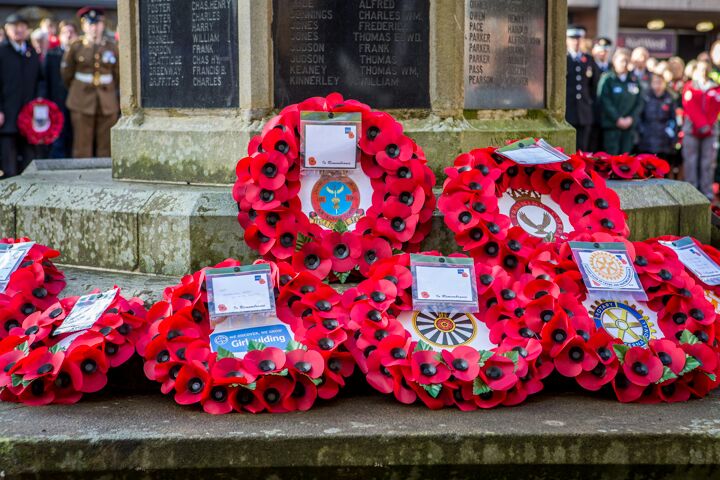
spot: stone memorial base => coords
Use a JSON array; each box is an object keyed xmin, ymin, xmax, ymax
[
  {"xmin": 0, "ymin": 160, "xmax": 711, "ymax": 276},
  {"xmin": 112, "ymin": 114, "xmax": 576, "ymax": 184}
]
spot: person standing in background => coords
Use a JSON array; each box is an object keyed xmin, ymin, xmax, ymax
[
  {"xmin": 0, "ymin": 13, "xmax": 43, "ymax": 178},
  {"xmin": 631, "ymin": 47, "xmax": 651, "ymax": 92},
  {"xmin": 61, "ymin": 7, "xmax": 119, "ymax": 158},
  {"xmin": 592, "ymin": 37, "xmax": 612, "ymax": 73},
  {"xmin": 590, "ymin": 37, "xmax": 613, "ymax": 152},
  {"xmin": 46, "ymin": 21, "xmax": 78, "ymax": 159},
  {"xmin": 39, "ymin": 18, "xmax": 59, "ymax": 50},
  {"xmin": 565, "ymin": 25, "xmax": 599, "ymax": 152},
  {"xmin": 638, "ymin": 73, "xmax": 677, "ymax": 158},
  {"xmin": 681, "ymin": 60, "xmax": 720, "ymax": 201},
  {"xmin": 598, "ymin": 48, "xmax": 644, "ymax": 155}
]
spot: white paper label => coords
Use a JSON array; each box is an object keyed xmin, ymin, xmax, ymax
[
  {"xmin": 210, "ymin": 273, "xmax": 273, "ymax": 316},
  {"xmin": 660, "ymin": 238, "xmax": 720, "ymax": 286},
  {"xmin": 54, "ymin": 288, "xmax": 118, "ymax": 336},
  {"xmin": 0, "ymin": 242, "xmax": 34, "ymax": 293},
  {"xmin": 304, "ymin": 123, "xmax": 358, "ymax": 169}
]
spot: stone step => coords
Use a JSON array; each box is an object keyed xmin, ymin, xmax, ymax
[
  {"xmin": 0, "ymin": 161, "xmax": 710, "ymax": 276},
  {"xmin": 0, "ymin": 390, "xmax": 719, "ymax": 479}
]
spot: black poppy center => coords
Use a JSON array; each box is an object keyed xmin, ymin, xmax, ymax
[
  {"xmin": 304, "ymin": 254, "xmax": 320, "ymax": 270},
  {"xmin": 259, "ymin": 360, "xmax": 276, "ymax": 372}
]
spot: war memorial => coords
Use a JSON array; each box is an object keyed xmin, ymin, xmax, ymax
[{"xmin": 0, "ymin": 0, "xmax": 718, "ymax": 478}]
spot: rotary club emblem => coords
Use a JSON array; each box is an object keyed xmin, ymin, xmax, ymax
[
  {"xmin": 583, "ymin": 250, "xmax": 635, "ymax": 288},
  {"xmin": 587, "ymin": 299, "xmax": 659, "ymax": 347},
  {"xmin": 308, "ymin": 174, "xmax": 363, "ymax": 229},
  {"xmin": 411, "ymin": 311, "xmax": 478, "ymax": 348},
  {"xmin": 503, "ymin": 189, "xmax": 569, "ymax": 242}
]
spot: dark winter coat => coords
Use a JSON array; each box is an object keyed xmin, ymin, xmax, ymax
[
  {"xmin": 0, "ymin": 40, "xmax": 43, "ymax": 134},
  {"xmin": 638, "ymin": 90, "xmax": 677, "ymax": 154}
]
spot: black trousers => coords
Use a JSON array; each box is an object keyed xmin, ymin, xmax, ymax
[
  {"xmin": 0, "ymin": 133, "xmax": 34, "ymax": 178},
  {"xmin": 574, "ymin": 124, "xmax": 592, "ymax": 152}
]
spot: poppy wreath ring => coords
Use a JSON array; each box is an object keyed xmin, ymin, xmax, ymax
[
  {"xmin": 17, "ymin": 98, "xmax": 64, "ymax": 145},
  {"xmin": 341, "ymin": 252, "xmax": 551, "ymax": 410},
  {"xmin": 579, "ymin": 151, "xmax": 670, "ymax": 180},
  {"xmin": 0, "ymin": 290, "xmax": 148, "ymax": 405},
  {"xmin": 439, "ymin": 146, "xmax": 629, "ymax": 275},
  {"xmin": 518, "ymin": 232, "xmax": 720, "ymax": 402},
  {"xmin": 233, "ymin": 92, "xmax": 437, "ymax": 281},
  {"xmin": 138, "ymin": 259, "xmax": 355, "ymax": 414},
  {"xmin": 0, "ymin": 238, "xmax": 66, "ymax": 340}
]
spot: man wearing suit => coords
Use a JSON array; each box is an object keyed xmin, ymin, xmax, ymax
[
  {"xmin": 0, "ymin": 13, "xmax": 44, "ymax": 178},
  {"xmin": 565, "ymin": 25, "xmax": 600, "ymax": 152},
  {"xmin": 45, "ymin": 21, "xmax": 78, "ymax": 158}
]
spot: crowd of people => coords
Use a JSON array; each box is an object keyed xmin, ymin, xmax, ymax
[
  {"xmin": 567, "ymin": 25, "xmax": 720, "ymax": 202},
  {"xmin": 0, "ymin": 7, "xmax": 119, "ymax": 179}
]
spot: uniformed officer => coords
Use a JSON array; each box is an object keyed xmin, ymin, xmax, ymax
[
  {"xmin": 61, "ymin": 7, "xmax": 119, "ymax": 158},
  {"xmin": 598, "ymin": 48, "xmax": 645, "ymax": 155},
  {"xmin": 592, "ymin": 37, "xmax": 613, "ymax": 73},
  {"xmin": 565, "ymin": 25, "xmax": 600, "ymax": 152}
]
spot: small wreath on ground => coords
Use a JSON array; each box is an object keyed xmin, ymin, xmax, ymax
[
  {"xmin": 0, "ymin": 289, "xmax": 147, "ymax": 404},
  {"xmin": 233, "ymin": 92, "xmax": 436, "ymax": 282},
  {"xmin": 439, "ymin": 146, "xmax": 629, "ymax": 275},
  {"xmin": 17, "ymin": 98, "xmax": 64, "ymax": 145},
  {"xmin": 0, "ymin": 238, "xmax": 66, "ymax": 340},
  {"xmin": 521, "ymin": 232, "xmax": 720, "ymax": 402},
  {"xmin": 579, "ymin": 151, "xmax": 670, "ymax": 180},
  {"xmin": 341, "ymin": 252, "xmax": 549, "ymax": 409},
  {"xmin": 139, "ymin": 259, "xmax": 355, "ymax": 414}
]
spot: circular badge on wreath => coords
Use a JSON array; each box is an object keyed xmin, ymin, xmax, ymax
[
  {"xmin": 517, "ymin": 232, "xmax": 720, "ymax": 403},
  {"xmin": 439, "ymin": 145, "xmax": 629, "ymax": 276},
  {"xmin": 17, "ymin": 98, "xmax": 64, "ymax": 145},
  {"xmin": 233, "ymin": 92, "xmax": 436, "ymax": 282},
  {"xmin": 342, "ymin": 252, "xmax": 550, "ymax": 410}
]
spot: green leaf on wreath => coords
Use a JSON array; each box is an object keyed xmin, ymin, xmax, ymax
[
  {"xmin": 421, "ymin": 383, "xmax": 442, "ymax": 398},
  {"xmin": 311, "ymin": 377, "xmax": 324, "ymax": 386},
  {"xmin": 392, "ymin": 248, "xmax": 404, "ymax": 255},
  {"xmin": 335, "ymin": 271, "xmax": 351, "ymax": 284},
  {"xmin": 215, "ymin": 346, "xmax": 235, "ymax": 360},
  {"xmin": 613, "ymin": 344, "xmax": 629, "ymax": 363},
  {"xmin": 655, "ymin": 366, "xmax": 677, "ymax": 384},
  {"xmin": 239, "ymin": 382, "xmax": 256, "ymax": 391},
  {"xmin": 434, "ymin": 353, "xmax": 444, "ymax": 362},
  {"xmin": 285, "ymin": 340, "xmax": 307, "ymax": 352},
  {"xmin": 295, "ymin": 233, "xmax": 311, "ymax": 252},
  {"xmin": 501, "ymin": 350, "xmax": 519, "ymax": 368},
  {"xmin": 49, "ymin": 343, "xmax": 64, "ymax": 354},
  {"xmin": 333, "ymin": 220, "xmax": 349, "ymax": 233},
  {"xmin": 706, "ymin": 372, "xmax": 717, "ymax": 382},
  {"xmin": 679, "ymin": 354, "xmax": 702, "ymax": 376},
  {"xmin": 247, "ymin": 340, "xmax": 266, "ymax": 351},
  {"xmin": 414, "ymin": 340, "xmax": 433, "ymax": 352},
  {"xmin": 477, "ymin": 350, "xmax": 494, "ymax": 367},
  {"xmin": 472, "ymin": 377, "xmax": 492, "ymax": 395},
  {"xmin": 11, "ymin": 374, "xmax": 23, "ymax": 388},
  {"xmin": 15, "ymin": 341, "xmax": 29, "ymax": 355},
  {"xmin": 679, "ymin": 330, "xmax": 700, "ymax": 345}
]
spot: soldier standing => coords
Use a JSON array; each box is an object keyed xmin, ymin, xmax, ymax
[
  {"xmin": 565, "ymin": 26, "xmax": 600, "ymax": 152},
  {"xmin": 61, "ymin": 7, "xmax": 119, "ymax": 158}
]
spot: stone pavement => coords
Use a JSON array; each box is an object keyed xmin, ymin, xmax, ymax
[{"xmin": 1, "ymin": 389, "xmax": 719, "ymax": 479}]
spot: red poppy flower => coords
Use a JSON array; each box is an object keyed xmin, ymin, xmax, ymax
[
  {"xmin": 357, "ymin": 237, "xmax": 392, "ymax": 276},
  {"xmin": 211, "ymin": 356, "xmax": 256, "ymax": 386},
  {"xmin": 174, "ymin": 360, "xmax": 211, "ymax": 405},
  {"xmin": 621, "ymin": 347, "xmax": 664, "ymax": 387},
  {"xmin": 292, "ymin": 241, "xmax": 332, "ymax": 279},
  {"xmin": 478, "ymin": 355, "xmax": 517, "ymax": 391},
  {"xmin": 287, "ymin": 348, "xmax": 325, "ymax": 379},
  {"xmin": 324, "ymin": 231, "xmax": 362, "ymax": 273},
  {"xmin": 243, "ymin": 347, "xmax": 287, "ymax": 377},
  {"xmin": 441, "ymin": 346, "xmax": 480, "ymax": 382},
  {"xmin": 67, "ymin": 344, "xmax": 109, "ymax": 393}
]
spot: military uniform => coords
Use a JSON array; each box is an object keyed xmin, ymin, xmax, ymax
[
  {"xmin": 565, "ymin": 51, "xmax": 600, "ymax": 152},
  {"xmin": 61, "ymin": 35, "xmax": 119, "ymax": 158},
  {"xmin": 597, "ymin": 71, "xmax": 645, "ymax": 155}
]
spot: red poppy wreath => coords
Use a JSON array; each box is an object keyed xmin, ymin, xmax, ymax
[
  {"xmin": 233, "ymin": 92, "xmax": 436, "ymax": 282},
  {"xmin": 522, "ymin": 232, "xmax": 720, "ymax": 403},
  {"xmin": 0, "ymin": 289, "xmax": 147, "ymax": 405},
  {"xmin": 0, "ymin": 238, "xmax": 66, "ymax": 339},
  {"xmin": 439, "ymin": 146, "xmax": 629, "ymax": 275},
  {"xmin": 578, "ymin": 151, "xmax": 670, "ymax": 180},
  {"xmin": 341, "ymin": 252, "xmax": 550, "ymax": 410},
  {"xmin": 17, "ymin": 98, "xmax": 64, "ymax": 145},
  {"xmin": 138, "ymin": 259, "xmax": 354, "ymax": 414}
]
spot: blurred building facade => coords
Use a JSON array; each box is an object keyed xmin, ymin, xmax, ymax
[{"xmin": 568, "ymin": 0, "xmax": 720, "ymax": 60}]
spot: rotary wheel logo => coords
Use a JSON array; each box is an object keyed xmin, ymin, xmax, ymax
[
  {"xmin": 587, "ymin": 250, "xmax": 625, "ymax": 282},
  {"xmin": 412, "ymin": 311, "xmax": 478, "ymax": 348},
  {"xmin": 589, "ymin": 300, "xmax": 657, "ymax": 347},
  {"xmin": 309, "ymin": 175, "xmax": 363, "ymax": 228},
  {"xmin": 506, "ymin": 190, "xmax": 564, "ymax": 242}
]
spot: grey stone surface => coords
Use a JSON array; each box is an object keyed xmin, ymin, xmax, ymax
[
  {"xmin": 24, "ymin": 157, "xmax": 112, "ymax": 172},
  {"xmin": 59, "ymin": 266, "xmax": 177, "ymax": 306},
  {"xmin": 0, "ymin": 391, "xmax": 719, "ymax": 479},
  {"xmin": 609, "ymin": 179, "xmax": 711, "ymax": 243}
]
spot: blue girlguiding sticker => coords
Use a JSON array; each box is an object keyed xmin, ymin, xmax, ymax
[{"xmin": 210, "ymin": 324, "xmax": 291, "ymax": 356}]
